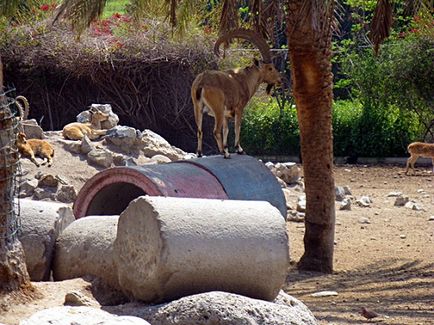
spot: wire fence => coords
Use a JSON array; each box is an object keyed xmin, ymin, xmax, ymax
[{"xmin": 0, "ymin": 88, "xmax": 22, "ymax": 248}]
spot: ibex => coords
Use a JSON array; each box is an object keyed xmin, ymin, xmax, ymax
[
  {"xmin": 16, "ymin": 132, "xmax": 54, "ymax": 167},
  {"xmin": 192, "ymin": 29, "xmax": 282, "ymax": 158},
  {"xmin": 62, "ymin": 109, "xmax": 109, "ymax": 141},
  {"xmin": 405, "ymin": 142, "xmax": 434, "ymax": 175}
]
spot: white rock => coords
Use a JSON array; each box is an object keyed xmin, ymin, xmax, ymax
[
  {"xmin": 387, "ymin": 191, "xmax": 403, "ymax": 197},
  {"xmin": 339, "ymin": 198, "xmax": 351, "ymax": 211},
  {"xmin": 140, "ymin": 129, "xmax": 186, "ymax": 161},
  {"xmin": 271, "ymin": 162, "xmax": 301, "ymax": 184},
  {"xmin": 136, "ymin": 291, "xmax": 316, "ymax": 325},
  {"xmin": 400, "ymin": 234, "xmax": 407, "ymax": 239},
  {"xmin": 310, "ymin": 291, "xmax": 338, "ymax": 297},
  {"xmin": 151, "ymin": 154, "xmax": 172, "ymax": 164},
  {"xmin": 22, "ymin": 119, "xmax": 44, "ymax": 139},
  {"xmin": 106, "ymin": 126, "xmax": 139, "ymax": 148},
  {"xmin": 80, "ymin": 135, "xmax": 93, "ymax": 154},
  {"xmin": 358, "ymin": 217, "xmax": 371, "ymax": 224},
  {"xmin": 64, "ymin": 291, "xmax": 92, "ymax": 307},
  {"xmin": 296, "ymin": 195, "xmax": 306, "ymax": 212},
  {"xmin": 335, "ymin": 186, "xmax": 346, "ymax": 201},
  {"xmin": 87, "ymin": 149, "xmax": 113, "ymax": 168},
  {"xmin": 356, "ymin": 196, "xmax": 372, "ymax": 207},
  {"xmin": 404, "ymin": 201, "xmax": 423, "ymax": 211},
  {"xmin": 33, "ymin": 187, "xmax": 56, "ymax": 200},
  {"xmin": 19, "ymin": 179, "xmax": 38, "ymax": 198},
  {"xmin": 20, "ymin": 306, "xmax": 150, "ymax": 325},
  {"xmin": 428, "ymin": 216, "xmax": 434, "ymax": 221}
]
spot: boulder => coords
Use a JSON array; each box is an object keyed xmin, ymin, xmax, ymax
[
  {"xmin": 77, "ymin": 104, "xmax": 119, "ymax": 129},
  {"xmin": 135, "ymin": 291, "xmax": 316, "ymax": 325},
  {"xmin": 106, "ymin": 126, "xmax": 138, "ymax": 148},
  {"xmin": 87, "ymin": 148, "xmax": 113, "ymax": 168},
  {"xmin": 335, "ymin": 186, "xmax": 346, "ymax": 201},
  {"xmin": 272, "ymin": 162, "xmax": 301, "ymax": 184},
  {"xmin": 114, "ymin": 196, "xmax": 290, "ymax": 303},
  {"xmin": 140, "ymin": 129, "xmax": 186, "ymax": 161},
  {"xmin": 38, "ymin": 174, "xmax": 59, "ymax": 188},
  {"xmin": 56, "ymin": 185, "xmax": 77, "ymax": 203},
  {"xmin": 18, "ymin": 179, "xmax": 38, "ymax": 198},
  {"xmin": 80, "ymin": 135, "xmax": 93, "ymax": 154},
  {"xmin": 339, "ymin": 198, "xmax": 352, "ymax": 211},
  {"xmin": 18, "ymin": 199, "xmax": 75, "ymax": 281},
  {"xmin": 53, "ymin": 215, "xmax": 120, "ymax": 289},
  {"xmin": 22, "ymin": 119, "xmax": 44, "ymax": 139},
  {"xmin": 21, "ymin": 306, "xmax": 151, "ymax": 325}
]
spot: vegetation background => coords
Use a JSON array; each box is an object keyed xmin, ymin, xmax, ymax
[{"xmin": 1, "ymin": 0, "xmax": 432, "ymax": 157}]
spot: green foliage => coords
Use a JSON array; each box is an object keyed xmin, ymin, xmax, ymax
[
  {"xmin": 103, "ymin": 0, "xmax": 128, "ymax": 18},
  {"xmin": 240, "ymin": 97, "xmax": 424, "ymax": 157},
  {"xmin": 240, "ymin": 97, "xmax": 299, "ymax": 156}
]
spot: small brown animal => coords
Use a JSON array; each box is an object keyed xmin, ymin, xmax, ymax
[
  {"xmin": 405, "ymin": 142, "xmax": 434, "ymax": 175},
  {"xmin": 360, "ymin": 307, "xmax": 380, "ymax": 320},
  {"xmin": 62, "ymin": 110, "xmax": 109, "ymax": 141},
  {"xmin": 16, "ymin": 132, "xmax": 54, "ymax": 167}
]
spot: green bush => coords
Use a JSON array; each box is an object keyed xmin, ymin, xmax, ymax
[
  {"xmin": 240, "ymin": 97, "xmax": 423, "ymax": 158},
  {"xmin": 240, "ymin": 97, "xmax": 299, "ymax": 156}
]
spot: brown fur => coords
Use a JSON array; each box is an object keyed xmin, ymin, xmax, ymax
[
  {"xmin": 62, "ymin": 110, "xmax": 109, "ymax": 141},
  {"xmin": 192, "ymin": 59, "xmax": 281, "ymax": 158},
  {"xmin": 16, "ymin": 132, "xmax": 54, "ymax": 167},
  {"xmin": 405, "ymin": 142, "xmax": 434, "ymax": 174}
]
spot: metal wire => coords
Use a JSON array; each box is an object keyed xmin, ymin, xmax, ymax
[{"xmin": 0, "ymin": 89, "xmax": 22, "ymax": 245}]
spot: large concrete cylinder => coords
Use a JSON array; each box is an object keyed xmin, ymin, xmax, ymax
[
  {"xmin": 18, "ymin": 199, "xmax": 75, "ymax": 281},
  {"xmin": 113, "ymin": 196, "xmax": 290, "ymax": 303},
  {"xmin": 52, "ymin": 215, "xmax": 120, "ymax": 289},
  {"xmin": 73, "ymin": 155, "xmax": 286, "ymax": 219}
]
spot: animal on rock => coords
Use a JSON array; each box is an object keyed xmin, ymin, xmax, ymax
[
  {"xmin": 405, "ymin": 142, "xmax": 434, "ymax": 175},
  {"xmin": 191, "ymin": 29, "xmax": 282, "ymax": 158},
  {"xmin": 16, "ymin": 132, "xmax": 54, "ymax": 167},
  {"xmin": 15, "ymin": 95, "xmax": 30, "ymax": 120},
  {"xmin": 62, "ymin": 109, "xmax": 109, "ymax": 141}
]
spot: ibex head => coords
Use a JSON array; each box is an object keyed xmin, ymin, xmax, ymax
[{"xmin": 214, "ymin": 28, "xmax": 282, "ymax": 94}]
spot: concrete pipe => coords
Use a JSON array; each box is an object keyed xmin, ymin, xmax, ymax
[
  {"xmin": 73, "ymin": 155, "xmax": 286, "ymax": 219},
  {"xmin": 52, "ymin": 215, "xmax": 120, "ymax": 289},
  {"xmin": 18, "ymin": 199, "xmax": 75, "ymax": 281},
  {"xmin": 113, "ymin": 196, "xmax": 290, "ymax": 303}
]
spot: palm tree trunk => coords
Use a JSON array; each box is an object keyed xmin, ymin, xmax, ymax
[
  {"xmin": 0, "ymin": 54, "xmax": 31, "ymax": 292},
  {"xmin": 287, "ymin": 2, "xmax": 336, "ymax": 273}
]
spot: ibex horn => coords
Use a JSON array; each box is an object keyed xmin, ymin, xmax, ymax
[{"xmin": 214, "ymin": 28, "xmax": 272, "ymax": 63}]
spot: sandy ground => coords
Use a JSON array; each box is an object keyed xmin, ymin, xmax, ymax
[
  {"xmin": 286, "ymin": 165, "xmax": 434, "ymax": 325},
  {"xmin": 1, "ymin": 136, "xmax": 433, "ymax": 324}
]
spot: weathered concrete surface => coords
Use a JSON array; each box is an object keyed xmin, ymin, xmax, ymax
[
  {"xmin": 107, "ymin": 291, "xmax": 317, "ymax": 325},
  {"xmin": 114, "ymin": 196, "xmax": 290, "ymax": 303},
  {"xmin": 20, "ymin": 306, "xmax": 151, "ymax": 325},
  {"xmin": 18, "ymin": 199, "xmax": 75, "ymax": 281},
  {"xmin": 52, "ymin": 215, "xmax": 120, "ymax": 289}
]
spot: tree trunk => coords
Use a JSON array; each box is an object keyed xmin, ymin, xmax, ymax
[
  {"xmin": 0, "ymin": 54, "xmax": 32, "ymax": 293},
  {"xmin": 287, "ymin": 2, "xmax": 336, "ymax": 273}
]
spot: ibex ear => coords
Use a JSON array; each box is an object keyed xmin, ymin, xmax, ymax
[{"xmin": 253, "ymin": 58, "xmax": 260, "ymax": 67}]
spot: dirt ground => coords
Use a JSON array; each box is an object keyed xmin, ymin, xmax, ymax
[
  {"xmin": 286, "ymin": 165, "xmax": 434, "ymax": 325},
  {"xmin": 1, "ymin": 139, "xmax": 433, "ymax": 325}
]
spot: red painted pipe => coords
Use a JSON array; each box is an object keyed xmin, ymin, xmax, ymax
[{"xmin": 73, "ymin": 155, "xmax": 286, "ymax": 219}]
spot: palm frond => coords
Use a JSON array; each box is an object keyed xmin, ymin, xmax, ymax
[
  {"xmin": 403, "ymin": 0, "xmax": 433, "ymax": 16},
  {"xmin": 370, "ymin": 0, "xmax": 393, "ymax": 55},
  {"xmin": 53, "ymin": 0, "xmax": 107, "ymax": 35},
  {"xmin": 0, "ymin": 0, "xmax": 40, "ymax": 19}
]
